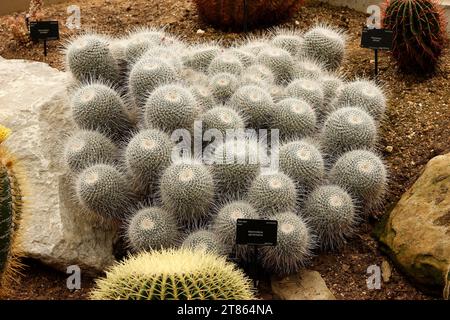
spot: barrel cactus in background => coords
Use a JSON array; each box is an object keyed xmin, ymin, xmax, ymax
[
  {"xmin": 0, "ymin": 143, "xmax": 26, "ymax": 294},
  {"xmin": 382, "ymin": 0, "xmax": 448, "ymax": 75},
  {"xmin": 90, "ymin": 249, "xmax": 255, "ymax": 300},
  {"xmin": 193, "ymin": 0, "xmax": 305, "ymax": 31}
]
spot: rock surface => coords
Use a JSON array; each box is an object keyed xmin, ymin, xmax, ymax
[
  {"xmin": 271, "ymin": 270, "xmax": 336, "ymax": 300},
  {"xmin": 377, "ymin": 153, "xmax": 450, "ymax": 299},
  {"xmin": 0, "ymin": 57, "xmax": 118, "ymax": 273}
]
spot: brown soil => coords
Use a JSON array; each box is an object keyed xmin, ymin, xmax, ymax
[{"xmin": 0, "ymin": 0, "xmax": 449, "ymax": 300}]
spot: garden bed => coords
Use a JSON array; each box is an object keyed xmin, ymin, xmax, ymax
[{"xmin": 0, "ymin": 0, "xmax": 449, "ymax": 300}]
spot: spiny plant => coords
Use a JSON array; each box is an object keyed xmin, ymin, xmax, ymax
[
  {"xmin": 71, "ymin": 83, "xmax": 133, "ymax": 140},
  {"xmin": 271, "ymin": 29, "xmax": 304, "ymax": 57},
  {"xmin": 208, "ymin": 53, "xmax": 243, "ymax": 76},
  {"xmin": 286, "ymin": 78, "xmax": 324, "ymax": 110},
  {"xmin": 293, "ymin": 58, "xmax": 325, "ymax": 80},
  {"xmin": 321, "ymin": 107, "xmax": 377, "ymax": 159},
  {"xmin": 302, "ymin": 25, "xmax": 346, "ymax": 71},
  {"xmin": 190, "ymin": 85, "xmax": 215, "ymax": 112},
  {"xmin": 63, "ymin": 130, "xmax": 117, "ymax": 173},
  {"xmin": 382, "ymin": 0, "xmax": 448, "ymax": 75},
  {"xmin": 279, "ymin": 140, "xmax": 325, "ymax": 191},
  {"xmin": 65, "ymin": 34, "xmax": 120, "ymax": 84},
  {"xmin": 201, "ymin": 106, "xmax": 245, "ymax": 135},
  {"xmin": 329, "ymin": 150, "xmax": 387, "ymax": 209},
  {"xmin": 256, "ymin": 47, "xmax": 296, "ymax": 84},
  {"xmin": 268, "ymin": 85, "xmax": 288, "ymax": 103},
  {"xmin": 90, "ymin": 249, "xmax": 255, "ymax": 300},
  {"xmin": 271, "ymin": 98, "xmax": 317, "ymax": 141},
  {"xmin": 320, "ymin": 74, "xmax": 344, "ymax": 114},
  {"xmin": 182, "ymin": 230, "xmax": 226, "ymax": 255},
  {"xmin": 160, "ymin": 159, "xmax": 215, "ymax": 224},
  {"xmin": 229, "ymin": 48, "xmax": 256, "ymax": 67},
  {"xmin": 144, "ymin": 84, "xmax": 198, "ymax": 133},
  {"xmin": 260, "ymin": 212, "xmax": 313, "ymax": 276},
  {"xmin": 124, "ymin": 129, "xmax": 174, "ymax": 192},
  {"xmin": 212, "ymin": 201, "xmax": 259, "ymax": 258},
  {"xmin": 303, "ymin": 185, "xmax": 357, "ymax": 250},
  {"xmin": 242, "ymin": 64, "xmax": 275, "ymax": 85},
  {"xmin": 193, "ymin": 0, "xmax": 304, "ymax": 31},
  {"xmin": 75, "ymin": 164, "xmax": 131, "ymax": 220},
  {"xmin": 182, "ymin": 44, "xmax": 222, "ymax": 72},
  {"xmin": 209, "ymin": 73, "xmax": 239, "ymax": 103},
  {"xmin": 248, "ymin": 172, "xmax": 298, "ymax": 218},
  {"xmin": 129, "ymin": 57, "xmax": 178, "ymax": 109},
  {"xmin": 0, "ymin": 145, "xmax": 26, "ymax": 294},
  {"xmin": 126, "ymin": 206, "xmax": 179, "ymax": 252},
  {"xmin": 334, "ymin": 80, "xmax": 386, "ymax": 121}
]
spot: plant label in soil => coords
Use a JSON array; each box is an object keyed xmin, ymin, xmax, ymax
[
  {"xmin": 361, "ymin": 27, "xmax": 393, "ymax": 50},
  {"xmin": 30, "ymin": 21, "xmax": 60, "ymax": 43},
  {"xmin": 236, "ymin": 219, "xmax": 277, "ymax": 246}
]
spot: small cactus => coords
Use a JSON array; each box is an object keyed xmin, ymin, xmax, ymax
[
  {"xmin": 201, "ymin": 106, "xmax": 245, "ymax": 135},
  {"xmin": 144, "ymin": 84, "xmax": 198, "ymax": 133},
  {"xmin": 279, "ymin": 140, "xmax": 325, "ymax": 191},
  {"xmin": 257, "ymin": 47, "xmax": 296, "ymax": 84},
  {"xmin": 321, "ymin": 107, "xmax": 377, "ymax": 159},
  {"xmin": 271, "ymin": 29, "xmax": 304, "ymax": 57},
  {"xmin": 126, "ymin": 206, "xmax": 179, "ymax": 252},
  {"xmin": 182, "ymin": 230, "xmax": 226, "ymax": 255},
  {"xmin": 242, "ymin": 64, "xmax": 275, "ymax": 85},
  {"xmin": 71, "ymin": 83, "xmax": 133, "ymax": 140},
  {"xmin": 190, "ymin": 85, "xmax": 215, "ymax": 112},
  {"xmin": 248, "ymin": 172, "xmax": 297, "ymax": 217},
  {"xmin": 209, "ymin": 73, "xmax": 239, "ymax": 103},
  {"xmin": 160, "ymin": 159, "xmax": 214, "ymax": 224},
  {"xmin": 63, "ymin": 130, "xmax": 117, "ymax": 173},
  {"xmin": 286, "ymin": 78, "xmax": 324, "ymax": 110},
  {"xmin": 65, "ymin": 34, "xmax": 120, "ymax": 84},
  {"xmin": 229, "ymin": 85, "xmax": 274, "ymax": 128},
  {"xmin": 260, "ymin": 212, "xmax": 313, "ymax": 276},
  {"xmin": 90, "ymin": 248, "xmax": 255, "ymax": 300},
  {"xmin": 320, "ymin": 74, "xmax": 344, "ymax": 114},
  {"xmin": 272, "ymin": 98, "xmax": 317, "ymax": 141},
  {"xmin": 75, "ymin": 164, "xmax": 130, "ymax": 220},
  {"xmin": 335, "ymin": 80, "xmax": 386, "ymax": 121},
  {"xmin": 303, "ymin": 25, "xmax": 346, "ymax": 71},
  {"xmin": 329, "ymin": 150, "xmax": 387, "ymax": 208},
  {"xmin": 182, "ymin": 44, "xmax": 222, "ymax": 72},
  {"xmin": 208, "ymin": 53, "xmax": 244, "ymax": 76},
  {"xmin": 229, "ymin": 48, "xmax": 256, "ymax": 67},
  {"xmin": 303, "ymin": 185, "xmax": 357, "ymax": 250},
  {"xmin": 293, "ymin": 58, "xmax": 324, "ymax": 80}
]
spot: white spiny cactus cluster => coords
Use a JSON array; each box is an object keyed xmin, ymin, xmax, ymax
[{"xmin": 62, "ymin": 25, "xmax": 387, "ymax": 276}]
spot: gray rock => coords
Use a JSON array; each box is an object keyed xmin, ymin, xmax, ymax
[
  {"xmin": 271, "ymin": 269, "xmax": 336, "ymax": 300},
  {"xmin": 0, "ymin": 57, "xmax": 118, "ymax": 273}
]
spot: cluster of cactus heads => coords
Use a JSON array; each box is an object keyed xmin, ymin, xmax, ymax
[
  {"xmin": 90, "ymin": 249, "xmax": 255, "ymax": 300},
  {"xmin": 194, "ymin": 0, "xmax": 305, "ymax": 31},
  {"xmin": 0, "ymin": 136, "xmax": 27, "ymax": 294},
  {"xmin": 62, "ymin": 25, "xmax": 388, "ymax": 281},
  {"xmin": 382, "ymin": 0, "xmax": 448, "ymax": 75}
]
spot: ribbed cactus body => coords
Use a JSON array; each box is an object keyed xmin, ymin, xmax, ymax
[
  {"xmin": 303, "ymin": 185, "xmax": 356, "ymax": 250},
  {"xmin": 90, "ymin": 249, "xmax": 255, "ymax": 300},
  {"xmin": 126, "ymin": 206, "xmax": 179, "ymax": 252}
]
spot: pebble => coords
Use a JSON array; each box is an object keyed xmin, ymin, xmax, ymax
[
  {"xmin": 196, "ymin": 29, "xmax": 205, "ymax": 34},
  {"xmin": 385, "ymin": 146, "xmax": 393, "ymax": 153},
  {"xmin": 381, "ymin": 260, "xmax": 392, "ymax": 283}
]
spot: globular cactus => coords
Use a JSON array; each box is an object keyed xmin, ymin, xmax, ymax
[
  {"xmin": 212, "ymin": 201, "xmax": 259, "ymax": 258},
  {"xmin": 90, "ymin": 249, "xmax": 255, "ymax": 300},
  {"xmin": 303, "ymin": 25, "xmax": 346, "ymax": 71},
  {"xmin": 209, "ymin": 73, "xmax": 239, "ymax": 103},
  {"xmin": 240, "ymin": 40, "xmax": 272, "ymax": 56},
  {"xmin": 303, "ymin": 185, "xmax": 357, "ymax": 250},
  {"xmin": 209, "ymin": 138, "xmax": 262, "ymax": 199},
  {"xmin": 201, "ymin": 106, "xmax": 245, "ymax": 135},
  {"xmin": 129, "ymin": 57, "xmax": 178, "ymax": 109},
  {"xmin": 334, "ymin": 80, "xmax": 386, "ymax": 121},
  {"xmin": 279, "ymin": 140, "xmax": 325, "ymax": 191},
  {"xmin": 126, "ymin": 206, "xmax": 179, "ymax": 252},
  {"xmin": 271, "ymin": 29, "xmax": 304, "ymax": 57},
  {"xmin": 248, "ymin": 172, "xmax": 297, "ymax": 217},
  {"xmin": 75, "ymin": 164, "xmax": 130, "ymax": 220},
  {"xmin": 268, "ymin": 85, "xmax": 288, "ymax": 103},
  {"xmin": 141, "ymin": 46, "xmax": 184, "ymax": 72},
  {"xmin": 272, "ymin": 98, "xmax": 317, "ymax": 141},
  {"xmin": 329, "ymin": 150, "xmax": 387, "ymax": 208},
  {"xmin": 71, "ymin": 83, "xmax": 133, "ymax": 140},
  {"xmin": 383, "ymin": 0, "xmax": 448, "ymax": 75},
  {"xmin": 229, "ymin": 85, "xmax": 274, "ymax": 128},
  {"xmin": 182, "ymin": 44, "xmax": 222, "ymax": 72},
  {"xmin": 63, "ymin": 130, "xmax": 117, "ymax": 173},
  {"xmin": 124, "ymin": 129, "xmax": 174, "ymax": 191},
  {"xmin": 294, "ymin": 58, "xmax": 324, "ymax": 80},
  {"xmin": 160, "ymin": 159, "xmax": 214, "ymax": 224},
  {"xmin": 260, "ymin": 212, "xmax": 313, "ymax": 276},
  {"xmin": 286, "ymin": 78, "xmax": 324, "ymax": 110},
  {"xmin": 193, "ymin": 0, "xmax": 304, "ymax": 31},
  {"xmin": 144, "ymin": 84, "xmax": 198, "ymax": 133},
  {"xmin": 65, "ymin": 34, "xmax": 120, "ymax": 84},
  {"xmin": 0, "ymin": 146, "xmax": 26, "ymax": 294},
  {"xmin": 320, "ymin": 74, "xmax": 343, "ymax": 113},
  {"xmin": 242, "ymin": 64, "xmax": 275, "ymax": 85},
  {"xmin": 257, "ymin": 47, "xmax": 296, "ymax": 84},
  {"xmin": 190, "ymin": 85, "xmax": 215, "ymax": 112},
  {"xmin": 321, "ymin": 107, "xmax": 377, "ymax": 159},
  {"xmin": 208, "ymin": 53, "xmax": 244, "ymax": 76},
  {"xmin": 181, "ymin": 68, "xmax": 209, "ymax": 86},
  {"xmin": 229, "ymin": 48, "xmax": 256, "ymax": 67},
  {"xmin": 182, "ymin": 230, "xmax": 226, "ymax": 255}
]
